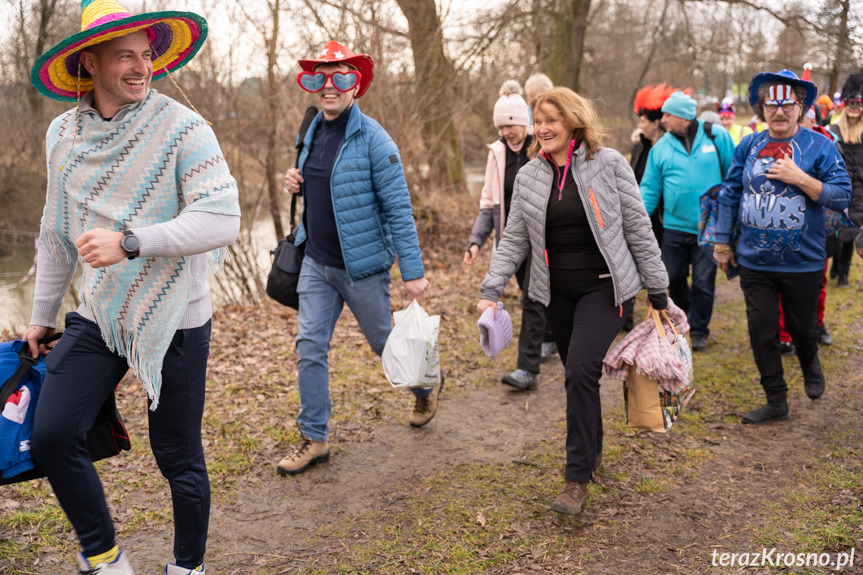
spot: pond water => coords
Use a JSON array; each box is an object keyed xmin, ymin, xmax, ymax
[{"xmin": 0, "ymin": 218, "xmax": 279, "ymax": 335}]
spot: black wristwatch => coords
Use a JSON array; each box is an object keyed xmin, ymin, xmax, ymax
[{"xmin": 121, "ymin": 230, "xmax": 140, "ymax": 260}]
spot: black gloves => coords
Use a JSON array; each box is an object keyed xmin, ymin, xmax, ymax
[{"xmin": 648, "ymin": 291, "xmax": 668, "ymax": 310}]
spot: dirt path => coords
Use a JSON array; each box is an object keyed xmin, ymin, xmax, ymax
[{"xmin": 110, "ymin": 277, "xmax": 862, "ymax": 575}]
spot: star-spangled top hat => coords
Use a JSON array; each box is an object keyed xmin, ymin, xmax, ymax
[
  {"xmin": 297, "ymin": 41, "xmax": 375, "ymax": 98},
  {"xmin": 31, "ymin": 0, "xmax": 207, "ymax": 102},
  {"xmin": 748, "ymin": 69, "xmax": 817, "ymax": 111}
]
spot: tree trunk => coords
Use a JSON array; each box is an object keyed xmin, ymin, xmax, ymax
[
  {"xmin": 550, "ymin": 0, "xmax": 592, "ymax": 90},
  {"xmin": 828, "ymin": 0, "xmax": 850, "ymax": 97},
  {"xmin": 394, "ymin": 0, "xmax": 465, "ymax": 192},
  {"xmin": 265, "ymin": 0, "xmax": 285, "ymax": 241},
  {"xmin": 26, "ymin": 0, "xmax": 60, "ymax": 121}
]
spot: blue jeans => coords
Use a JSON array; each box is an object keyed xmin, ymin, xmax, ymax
[
  {"xmin": 31, "ymin": 313, "xmax": 211, "ymax": 569},
  {"xmin": 295, "ymin": 256, "xmax": 431, "ymax": 442},
  {"xmin": 661, "ymin": 229, "xmax": 717, "ymax": 336}
]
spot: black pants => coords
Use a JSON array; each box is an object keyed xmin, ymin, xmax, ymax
[
  {"xmin": 544, "ymin": 274, "xmax": 632, "ymax": 483},
  {"xmin": 738, "ymin": 266, "xmax": 823, "ymax": 404},
  {"xmin": 515, "ymin": 261, "xmax": 554, "ymax": 374},
  {"xmin": 31, "ymin": 313, "xmax": 212, "ymax": 569}
]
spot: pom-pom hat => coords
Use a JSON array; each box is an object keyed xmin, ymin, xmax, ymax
[
  {"xmin": 31, "ymin": 0, "xmax": 207, "ymax": 102},
  {"xmin": 298, "ymin": 41, "xmax": 374, "ymax": 98},
  {"xmin": 748, "ymin": 69, "xmax": 816, "ymax": 110},
  {"xmin": 493, "ymin": 80, "xmax": 530, "ymax": 128}
]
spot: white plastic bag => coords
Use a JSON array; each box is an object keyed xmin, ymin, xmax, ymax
[{"xmin": 382, "ymin": 300, "xmax": 441, "ymax": 388}]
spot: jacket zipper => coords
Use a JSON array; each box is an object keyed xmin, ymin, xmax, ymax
[
  {"xmin": 588, "ymin": 188, "xmax": 604, "ymax": 228},
  {"xmin": 571, "ymin": 168, "xmax": 621, "ymax": 306}
]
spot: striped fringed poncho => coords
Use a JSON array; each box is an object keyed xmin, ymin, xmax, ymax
[{"xmin": 39, "ymin": 89, "xmax": 240, "ymax": 409}]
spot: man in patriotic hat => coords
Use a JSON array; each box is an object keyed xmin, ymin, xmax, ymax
[
  {"xmin": 640, "ymin": 90, "xmax": 735, "ymax": 352},
  {"xmin": 279, "ymin": 42, "xmax": 437, "ymax": 476},
  {"xmin": 714, "ymin": 69, "xmax": 851, "ymax": 424},
  {"xmin": 25, "ymin": 1, "xmax": 240, "ymax": 573}
]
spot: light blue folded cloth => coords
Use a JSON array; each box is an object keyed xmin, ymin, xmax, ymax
[{"xmin": 477, "ymin": 302, "xmax": 512, "ymax": 357}]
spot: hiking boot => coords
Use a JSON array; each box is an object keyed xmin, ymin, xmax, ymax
[
  {"xmin": 838, "ymin": 273, "xmax": 850, "ymax": 287},
  {"xmin": 551, "ymin": 480, "xmax": 588, "ymax": 515},
  {"xmin": 779, "ymin": 341, "xmax": 795, "ymax": 356},
  {"xmin": 501, "ymin": 369, "xmax": 538, "ymax": 391},
  {"xmin": 817, "ymin": 324, "xmax": 832, "ymax": 346},
  {"xmin": 690, "ymin": 333, "xmax": 708, "ymax": 351},
  {"xmin": 165, "ymin": 564, "xmax": 204, "ymax": 575},
  {"xmin": 76, "ymin": 551, "xmax": 134, "ymax": 575},
  {"xmin": 539, "ymin": 341, "xmax": 558, "ymax": 363},
  {"xmin": 409, "ymin": 375, "xmax": 445, "ymax": 428},
  {"xmin": 741, "ymin": 402, "xmax": 789, "ymax": 424},
  {"xmin": 802, "ymin": 356, "xmax": 825, "ymax": 400},
  {"xmin": 276, "ymin": 437, "xmax": 329, "ymax": 476}
]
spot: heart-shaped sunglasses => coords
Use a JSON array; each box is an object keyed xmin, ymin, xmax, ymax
[{"xmin": 297, "ymin": 71, "xmax": 362, "ymax": 93}]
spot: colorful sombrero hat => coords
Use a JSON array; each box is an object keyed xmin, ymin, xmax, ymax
[
  {"xmin": 31, "ymin": 0, "xmax": 208, "ymax": 102},
  {"xmin": 298, "ymin": 41, "xmax": 374, "ymax": 98}
]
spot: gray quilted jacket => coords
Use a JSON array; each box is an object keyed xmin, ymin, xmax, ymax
[{"xmin": 480, "ymin": 146, "xmax": 669, "ymax": 306}]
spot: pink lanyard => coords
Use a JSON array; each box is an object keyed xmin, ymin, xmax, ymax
[{"xmin": 552, "ymin": 140, "xmax": 578, "ymax": 200}]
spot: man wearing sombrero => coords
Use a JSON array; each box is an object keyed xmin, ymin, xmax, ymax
[
  {"xmin": 714, "ymin": 69, "xmax": 851, "ymax": 424},
  {"xmin": 279, "ymin": 41, "xmax": 438, "ymax": 476},
  {"xmin": 25, "ymin": 1, "xmax": 240, "ymax": 573}
]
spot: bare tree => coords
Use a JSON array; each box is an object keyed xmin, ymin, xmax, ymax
[
  {"xmin": 394, "ymin": 0, "xmax": 465, "ymax": 191},
  {"xmin": 550, "ymin": 0, "xmax": 593, "ymax": 90}
]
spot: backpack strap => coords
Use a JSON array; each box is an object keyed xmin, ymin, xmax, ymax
[{"xmin": 291, "ymin": 106, "xmax": 319, "ymax": 230}]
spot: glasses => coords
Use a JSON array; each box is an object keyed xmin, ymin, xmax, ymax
[
  {"xmin": 846, "ymin": 100, "xmax": 863, "ymax": 110},
  {"xmin": 764, "ymin": 101, "xmax": 799, "ymax": 114},
  {"xmin": 297, "ymin": 70, "xmax": 361, "ymax": 93}
]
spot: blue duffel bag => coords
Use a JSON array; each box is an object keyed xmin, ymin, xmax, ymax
[{"xmin": 0, "ymin": 334, "xmax": 131, "ymax": 485}]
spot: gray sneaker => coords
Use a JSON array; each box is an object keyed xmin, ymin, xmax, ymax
[
  {"xmin": 539, "ymin": 341, "xmax": 558, "ymax": 363},
  {"xmin": 501, "ymin": 369, "xmax": 538, "ymax": 391},
  {"xmin": 76, "ymin": 551, "xmax": 134, "ymax": 575}
]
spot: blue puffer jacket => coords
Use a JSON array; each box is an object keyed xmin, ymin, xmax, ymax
[{"xmin": 295, "ymin": 104, "xmax": 424, "ymax": 282}]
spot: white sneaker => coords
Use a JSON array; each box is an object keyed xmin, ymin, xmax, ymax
[
  {"xmin": 165, "ymin": 563, "xmax": 205, "ymax": 575},
  {"xmin": 76, "ymin": 551, "xmax": 134, "ymax": 574}
]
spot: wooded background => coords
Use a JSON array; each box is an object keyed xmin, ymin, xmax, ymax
[{"xmin": 2, "ymin": 0, "xmax": 862, "ymax": 300}]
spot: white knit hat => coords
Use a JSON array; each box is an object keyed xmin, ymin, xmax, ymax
[{"xmin": 493, "ymin": 80, "xmax": 530, "ymax": 128}]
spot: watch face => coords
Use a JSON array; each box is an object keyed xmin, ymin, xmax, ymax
[{"xmin": 123, "ymin": 234, "xmax": 139, "ymax": 252}]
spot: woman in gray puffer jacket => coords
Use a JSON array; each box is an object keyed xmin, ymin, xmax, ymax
[{"xmin": 477, "ymin": 87, "xmax": 669, "ymax": 516}]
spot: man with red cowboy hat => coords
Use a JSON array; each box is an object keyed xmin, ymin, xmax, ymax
[
  {"xmin": 25, "ymin": 1, "xmax": 240, "ymax": 573},
  {"xmin": 279, "ymin": 41, "xmax": 437, "ymax": 476}
]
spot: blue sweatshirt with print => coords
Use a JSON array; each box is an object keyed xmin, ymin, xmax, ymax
[{"xmin": 715, "ymin": 128, "xmax": 851, "ymax": 272}]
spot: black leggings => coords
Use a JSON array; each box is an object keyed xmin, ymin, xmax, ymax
[{"xmin": 544, "ymin": 274, "xmax": 632, "ymax": 483}]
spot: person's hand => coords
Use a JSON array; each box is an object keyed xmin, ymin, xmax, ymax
[
  {"xmin": 24, "ymin": 325, "xmax": 55, "ymax": 359},
  {"xmin": 285, "ymin": 168, "xmax": 304, "ymax": 195},
  {"xmin": 647, "ymin": 291, "xmax": 668, "ymax": 310},
  {"xmin": 404, "ymin": 277, "xmax": 429, "ymax": 303},
  {"xmin": 713, "ymin": 244, "xmax": 737, "ymax": 274},
  {"xmin": 857, "ymin": 244, "xmax": 863, "ymax": 260},
  {"xmin": 766, "ymin": 154, "xmax": 805, "ymax": 185},
  {"xmin": 76, "ymin": 229, "xmax": 125, "ymax": 268},
  {"xmin": 477, "ymin": 299, "xmax": 497, "ymax": 317},
  {"xmin": 463, "ymin": 244, "xmax": 479, "ymax": 265}
]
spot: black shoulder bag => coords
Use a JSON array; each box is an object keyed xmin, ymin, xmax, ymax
[
  {"xmin": 0, "ymin": 333, "xmax": 131, "ymax": 486},
  {"xmin": 266, "ymin": 105, "xmax": 318, "ymax": 310}
]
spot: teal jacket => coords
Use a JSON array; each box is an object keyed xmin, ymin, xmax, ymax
[{"xmin": 640, "ymin": 120, "xmax": 735, "ymax": 234}]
